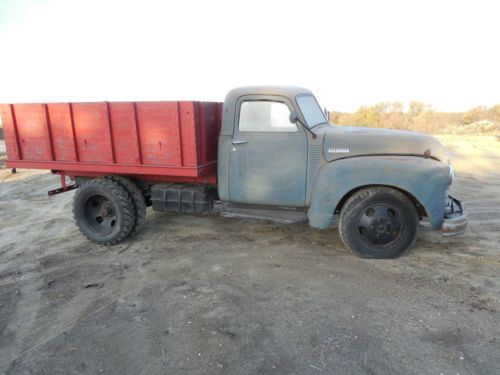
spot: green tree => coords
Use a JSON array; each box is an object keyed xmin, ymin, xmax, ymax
[
  {"xmin": 354, "ymin": 106, "xmax": 380, "ymax": 126},
  {"xmin": 462, "ymin": 106, "xmax": 487, "ymax": 125}
]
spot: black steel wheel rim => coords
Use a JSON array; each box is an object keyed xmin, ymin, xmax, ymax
[
  {"xmin": 356, "ymin": 203, "xmax": 402, "ymax": 247},
  {"xmin": 83, "ymin": 195, "xmax": 117, "ymax": 235}
]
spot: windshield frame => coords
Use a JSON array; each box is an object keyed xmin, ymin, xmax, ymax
[{"xmin": 295, "ymin": 94, "xmax": 328, "ymax": 128}]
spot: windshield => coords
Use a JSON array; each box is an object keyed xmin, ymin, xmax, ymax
[{"xmin": 296, "ymin": 95, "xmax": 327, "ymax": 128}]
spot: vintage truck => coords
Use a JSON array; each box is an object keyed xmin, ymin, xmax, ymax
[{"xmin": 1, "ymin": 86, "xmax": 467, "ymax": 258}]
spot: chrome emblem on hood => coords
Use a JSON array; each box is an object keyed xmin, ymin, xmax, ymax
[{"xmin": 328, "ymin": 147, "xmax": 350, "ymax": 153}]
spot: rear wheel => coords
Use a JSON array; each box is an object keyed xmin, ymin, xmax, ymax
[
  {"xmin": 339, "ymin": 187, "xmax": 419, "ymax": 258},
  {"xmin": 73, "ymin": 179, "xmax": 135, "ymax": 245},
  {"xmin": 104, "ymin": 175, "xmax": 147, "ymax": 236}
]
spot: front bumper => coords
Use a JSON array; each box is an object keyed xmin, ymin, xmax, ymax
[{"xmin": 441, "ymin": 195, "xmax": 468, "ymax": 236}]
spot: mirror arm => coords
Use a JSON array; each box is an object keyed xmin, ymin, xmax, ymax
[{"xmin": 297, "ymin": 118, "xmax": 316, "ymax": 139}]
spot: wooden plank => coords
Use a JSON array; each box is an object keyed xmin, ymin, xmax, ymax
[
  {"xmin": 135, "ymin": 102, "xmax": 181, "ymax": 166},
  {"xmin": 198, "ymin": 102, "xmax": 207, "ymax": 164},
  {"xmin": 105, "ymin": 102, "xmax": 116, "ymax": 163},
  {"xmin": 4, "ymin": 159, "xmax": 212, "ymax": 177},
  {"xmin": 14, "ymin": 104, "xmax": 51, "ymax": 161},
  {"xmin": 132, "ymin": 102, "xmax": 143, "ymax": 164},
  {"xmin": 179, "ymin": 101, "xmax": 199, "ymax": 167},
  {"xmin": 46, "ymin": 103, "xmax": 77, "ymax": 162},
  {"xmin": 68, "ymin": 103, "xmax": 80, "ymax": 162},
  {"xmin": 72, "ymin": 103, "xmax": 113, "ymax": 163},
  {"xmin": 176, "ymin": 102, "xmax": 184, "ymax": 167},
  {"xmin": 0, "ymin": 104, "xmax": 22, "ymax": 160},
  {"xmin": 43, "ymin": 104, "xmax": 55, "ymax": 161},
  {"xmin": 108, "ymin": 102, "xmax": 141, "ymax": 164}
]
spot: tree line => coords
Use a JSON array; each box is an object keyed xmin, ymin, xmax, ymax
[{"xmin": 328, "ymin": 102, "xmax": 500, "ymax": 133}]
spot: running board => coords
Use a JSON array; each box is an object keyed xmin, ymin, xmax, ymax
[{"xmin": 215, "ymin": 202, "xmax": 308, "ymax": 224}]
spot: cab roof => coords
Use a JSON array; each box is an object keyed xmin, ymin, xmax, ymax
[
  {"xmin": 225, "ymin": 86, "xmax": 313, "ymax": 102},
  {"xmin": 220, "ymin": 86, "xmax": 315, "ymax": 136}
]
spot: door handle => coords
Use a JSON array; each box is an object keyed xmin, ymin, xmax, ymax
[{"xmin": 232, "ymin": 140, "xmax": 248, "ymax": 145}]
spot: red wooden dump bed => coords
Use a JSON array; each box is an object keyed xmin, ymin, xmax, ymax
[{"xmin": 0, "ymin": 101, "xmax": 222, "ymax": 183}]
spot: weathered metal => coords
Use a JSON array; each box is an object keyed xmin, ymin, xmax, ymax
[
  {"xmin": 217, "ymin": 202, "xmax": 308, "ymax": 223},
  {"xmin": 47, "ymin": 173, "xmax": 79, "ymax": 196},
  {"xmin": 307, "ymin": 156, "xmax": 452, "ymax": 230},
  {"xmin": 442, "ymin": 196, "xmax": 468, "ymax": 236},
  {"xmin": 151, "ymin": 184, "xmax": 215, "ymax": 215}
]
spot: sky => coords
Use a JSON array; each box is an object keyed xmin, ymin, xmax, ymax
[{"xmin": 0, "ymin": 0, "xmax": 498, "ymax": 112}]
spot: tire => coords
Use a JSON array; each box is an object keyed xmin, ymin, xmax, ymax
[
  {"xmin": 73, "ymin": 178, "xmax": 135, "ymax": 245},
  {"xmin": 104, "ymin": 175, "xmax": 147, "ymax": 236},
  {"xmin": 339, "ymin": 187, "xmax": 419, "ymax": 259}
]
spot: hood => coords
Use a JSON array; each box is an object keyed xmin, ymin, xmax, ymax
[{"xmin": 320, "ymin": 125, "xmax": 448, "ymax": 163}]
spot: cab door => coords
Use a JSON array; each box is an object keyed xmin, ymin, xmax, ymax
[{"xmin": 229, "ymin": 96, "xmax": 308, "ymax": 207}]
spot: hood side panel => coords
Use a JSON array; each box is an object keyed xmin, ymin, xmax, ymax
[{"xmin": 322, "ymin": 126, "xmax": 448, "ymax": 163}]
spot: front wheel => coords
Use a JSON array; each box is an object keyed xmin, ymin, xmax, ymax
[
  {"xmin": 73, "ymin": 178, "xmax": 136, "ymax": 245},
  {"xmin": 339, "ymin": 187, "xmax": 419, "ymax": 258}
]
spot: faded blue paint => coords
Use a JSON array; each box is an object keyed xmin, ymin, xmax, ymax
[
  {"xmin": 217, "ymin": 134, "xmax": 232, "ymax": 201},
  {"xmin": 228, "ymin": 128, "xmax": 308, "ymax": 206},
  {"xmin": 308, "ymin": 156, "xmax": 452, "ymax": 229},
  {"xmin": 218, "ymin": 86, "xmax": 454, "ymax": 230},
  {"xmin": 322, "ymin": 126, "xmax": 449, "ymax": 163},
  {"xmin": 218, "ymin": 86, "xmax": 313, "ymax": 202}
]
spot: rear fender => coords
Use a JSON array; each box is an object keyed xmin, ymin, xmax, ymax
[{"xmin": 308, "ymin": 156, "xmax": 452, "ymax": 229}]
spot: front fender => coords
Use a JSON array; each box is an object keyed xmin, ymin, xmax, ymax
[{"xmin": 308, "ymin": 156, "xmax": 452, "ymax": 229}]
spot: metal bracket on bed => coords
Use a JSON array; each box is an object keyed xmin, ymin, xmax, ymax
[{"xmin": 48, "ymin": 173, "xmax": 79, "ymax": 196}]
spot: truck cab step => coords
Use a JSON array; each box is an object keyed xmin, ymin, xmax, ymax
[{"xmin": 216, "ymin": 202, "xmax": 308, "ymax": 224}]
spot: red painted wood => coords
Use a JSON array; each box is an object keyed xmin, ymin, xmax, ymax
[
  {"xmin": 72, "ymin": 103, "xmax": 114, "ymax": 163},
  {"xmin": 2, "ymin": 100, "xmax": 222, "ymax": 183},
  {"xmin": 68, "ymin": 103, "xmax": 80, "ymax": 162},
  {"xmin": 179, "ymin": 101, "xmax": 198, "ymax": 167},
  {"xmin": 176, "ymin": 102, "xmax": 184, "ymax": 167},
  {"xmin": 43, "ymin": 104, "xmax": 55, "ymax": 161},
  {"xmin": 63, "ymin": 170, "xmax": 217, "ymax": 184},
  {"xmin": 198, "ymin": 102, "xmax": 207, "ymax": 165},
  {"xmin": 131, "ymin": 103, "xmax": 143, "ymax": 164},
  {"xmin": 46, "ymin": 103, "xmax": 78, "ymax": 162},
  {"xmin": 108, "ymin": 102, "xmax": 141, "ymax": 164},
  {"xmin": 0, "ymin": 104, "xmax": 21, "ymax": 160},
  {"xmin": 13, "ymin": 104, "xmax": 52, "ymax": 161},
  {"xmin": 135, "ymin": 102, "xmax": 182, "ymax": 166},
  {"xmin": 10, "ymin": 105, "xmax": 23, "ymax": 160},
  {"xmin": 4, "ymin": 159, "xmax": 216, "ymax": 177},
  {"xmin": 202, "ymin": 102, "xmax": 221, "ymax": 164},
  {"xmin": 105, "ymin": 102, "xmax": 116, "ymax": 163}
]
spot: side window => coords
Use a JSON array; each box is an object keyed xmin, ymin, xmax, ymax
[{"xmin": 239, "ymin": 101, "xmax": 296, "ymax": 132}]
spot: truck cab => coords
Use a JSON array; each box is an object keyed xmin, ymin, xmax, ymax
[{"xmin": 215, "ymin": 86, "xmax": 467, "ymax": 257}]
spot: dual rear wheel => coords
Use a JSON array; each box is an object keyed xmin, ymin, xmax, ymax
[{"xmin": 73, "ymin": 177, "xmax": 146, "ymax": 245}]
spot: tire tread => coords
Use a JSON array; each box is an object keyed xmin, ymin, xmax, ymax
[
  {"xmin": 339, "ymin": 187, "xmax": 418, "ymax": 258},
  {"xmin": 73, "ymin": 178, "xmax": 135, "ymax": 245},
  {"xmin": 105, "ymin": 175, "xmax": 147, "ymax": 236}
]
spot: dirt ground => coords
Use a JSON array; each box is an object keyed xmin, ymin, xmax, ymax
[{"xmin": 0, "ymin": 135, "xmax": 499, "ymax": 375}]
